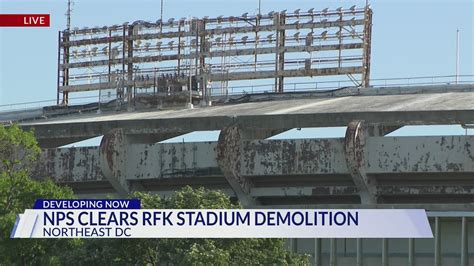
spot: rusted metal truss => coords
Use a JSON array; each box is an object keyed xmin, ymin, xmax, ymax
[{"xmin": 57, "ymin": 6, "xmax": 372, "ymax": 104}]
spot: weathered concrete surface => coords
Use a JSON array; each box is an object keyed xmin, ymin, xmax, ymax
[
  {"xmin": 18, "ymin": 84, "xmax": 474, "ymax": 148},
  {"xmin": 241, "ymin": 139, "xmax": 347, "ymax": 175},
  {"xmin": 24, "ymin": 84, "xmax": 474, "ymax": 206},
  {"xmin": 344, "ymin": 120, "xmax": 377, "ymax": 204},
  {"xmin": 216, "ymin": 126, "xmax": 287, "ymax": 206},
  {"xmin": 97, "ymin": 128, "xmax": 197, "ymax": 195},
  {"xmin": 127, "ymin": 142, "xmax": 219, "ymax": 179},
  {"xmin": 0, "ymin": 108, "xmax": 43, "ymax": 123},
  {"xmin": 99, "ymin": 128, "xmax": 131, "ymax": 195},
  {"xmin": 369, "ymin": 136, "xmax": 474, "ymax": 173},
  {"xmin": 34, "ymin": 134, "xmax": 474, "ymax": 206},
  {"xmin": 217, "ymin": 126, "xmax": 255, "ymax": 206},
  {"xmin": 34, "ymin": 146, "xmax": 105, "ymax": 182}
]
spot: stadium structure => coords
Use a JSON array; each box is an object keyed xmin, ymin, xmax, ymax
[{"xmin": 1, "ymin": 4, "xmax": 474, "ymax": 266}]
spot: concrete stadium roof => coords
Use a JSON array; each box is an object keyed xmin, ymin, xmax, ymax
[{"xmin": 19, "ymin": 83, "xmax": 474, "ymax": 147}]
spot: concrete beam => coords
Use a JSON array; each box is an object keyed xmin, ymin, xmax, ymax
[
  {"xmin": 24, "ymin": 109, "xmax": 474, "ymax": 147},
  {"xmin": 99, "ymin": 128, "xmax": 131, "ymax": 195},
  {"xmin": 344, "ymin": 121, "xmax": 378, "ymax": 204},
  {"xmin": 125, "ymin": 142, "xmax": 220, "ymax": 180},
  {"xmin": 241, "ymin": 138, "xmax": 347, "ymax": 176},
  {"xmin": 33, "ymin": 134, "xmax": 474, "ymax": 206},
  {"xmin": 366, "ymin": 124, "xmax": 400, "ymax": 136},
  {"xmin": 34, "ymin": 146, "xmax": 105, "ymax": 182},
  {"xmin": 259, "ymin": 204, "xmax": 474, "ymax": 211},
  {"xmin": 126, "ymin": 132, "xmax": 188, "ymax": 144},
  {"xmin": 368, "ymin": 135, "xmax": 474, "ymax": 173},
  {"xmin": 36, "ymin": 135, "xmax": 474, "ymax": 180},
  {"xmin": 98, "ymin": 128, "xmax": 191, "ymax": 195},
  {"xmin": 250, "ymin": 186, "xmax": 358, "ymax": 197},
  {"xmin": 217, "ymin": 126, "xmax": 287, "ymax": 206},
  {"xmin": 377, "ymin": 185, "xmax": 474, "ymax": 195},
  {"xmin": 38, "ymin": 136, "xmax": 100, "ymax": 149}
]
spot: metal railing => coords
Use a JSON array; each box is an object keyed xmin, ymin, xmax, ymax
[
  {"xmin": 0, "ymin": 92, "xmax": 118, "ymax": 112},
  {"xmin": 213, "ymin": 74, "xmax": 474, "ymax": 96}
]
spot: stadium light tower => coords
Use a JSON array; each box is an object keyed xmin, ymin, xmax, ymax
[
  {"xmin": 66, "ymin": 0, "xmax": 74, "ymax": 31},
  {"xmin": 161, "ymin": 0, "xmax": 164, "ymax": 28},
  {"xmin": 456, "ymin": 28, "xmax": 460, "ymax": 84}
]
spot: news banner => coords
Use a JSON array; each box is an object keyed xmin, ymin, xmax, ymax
[{"xmin": 10, "ymin": 199, "xmax": 433, "ymax": 238}]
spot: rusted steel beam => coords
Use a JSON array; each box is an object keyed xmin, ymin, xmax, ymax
[
  {"xmin": 60, "ymin": 43, "xmax": 363, "ymax": 70},
  {"xmin": 63, "ymin": 19, "xmax": 365, "ymax": 48},
  {"xmin": 361, "ymin": 6, "xmax": 373, "ymax": 87}
]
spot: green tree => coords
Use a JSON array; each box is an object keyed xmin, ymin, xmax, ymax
[
  {"xmin": 0, "ymin": 125, "xmax": 309, "ymax": 265},
  {"xmin": 0, "ymin": 124, "xmax": 76, "ymax": 265},
  {"xmin": 61, "ymin": 187, "xmax": 310, "ymax": 265}
]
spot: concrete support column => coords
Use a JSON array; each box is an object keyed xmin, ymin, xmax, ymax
[
  {"xmin": 329, "ymin": 238, "xmax": 337, "ymax": 266},
  {"xmin": 99, "ymin": 128, "xmax": 187, "ymax": 195},
  {"xmin": 356, "ymin": 238, "xmax": 363, "ymax": 266},
  {"xmin": 461, "ymin": 217, "xmax": 468, "ymax": 266},
  {"xmin": 314, "ymin": 238, "xmax": 322, "ymax": 266},
  {"xmin": 382, "ymin": 238, "xmax": 388, "ymax": 266},
  {"xmin": 217, "ymin": 125, "xmax": 285, "ymax": 207},
  {"xmin": 99, "ymin": 128, "xmax": 130, "ymax": 195},
  {"xmin": 434, "ymin": 217, "xmax": 441, "ymax": 266},
  {"xmin": 344, "ymin": 120, "xmax": 377, "ymax": 204},
  {"xmin": 408, "ymin": 238, "xmax": 415, "ymax": 266}
]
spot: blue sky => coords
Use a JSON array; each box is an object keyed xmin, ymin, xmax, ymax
[
  {"xmin": 0, "ymin": 0, "xmax": 472, "ymax": 105},
  {"xmin": 0, "ymin": 0, "xmax": 473, "ymax": 144}
]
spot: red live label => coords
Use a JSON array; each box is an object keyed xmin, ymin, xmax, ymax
[{"xmin": 0, "ymin": 14, "xmax": 50, "ymax": 27}]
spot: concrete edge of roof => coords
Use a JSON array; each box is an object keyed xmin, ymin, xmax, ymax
[
  {"xmin": 4, "ymin": 83, "xmax": 474, "ymax": 125},
  {"xmin": 219, "ymin": 83, "xmax": 474, "ymax": 103}
]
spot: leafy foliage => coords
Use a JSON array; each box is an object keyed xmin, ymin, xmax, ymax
[
  {"xmin": 60, "ymin": 187, "xmax": 309, "ymax": 265},
  {"xmin": 0, "ymin": 125, "xmax": 76, "ymax": 265},
  {"xmin": 0, "ymin": 125, "xmax": 309, "ymax": 265}
]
